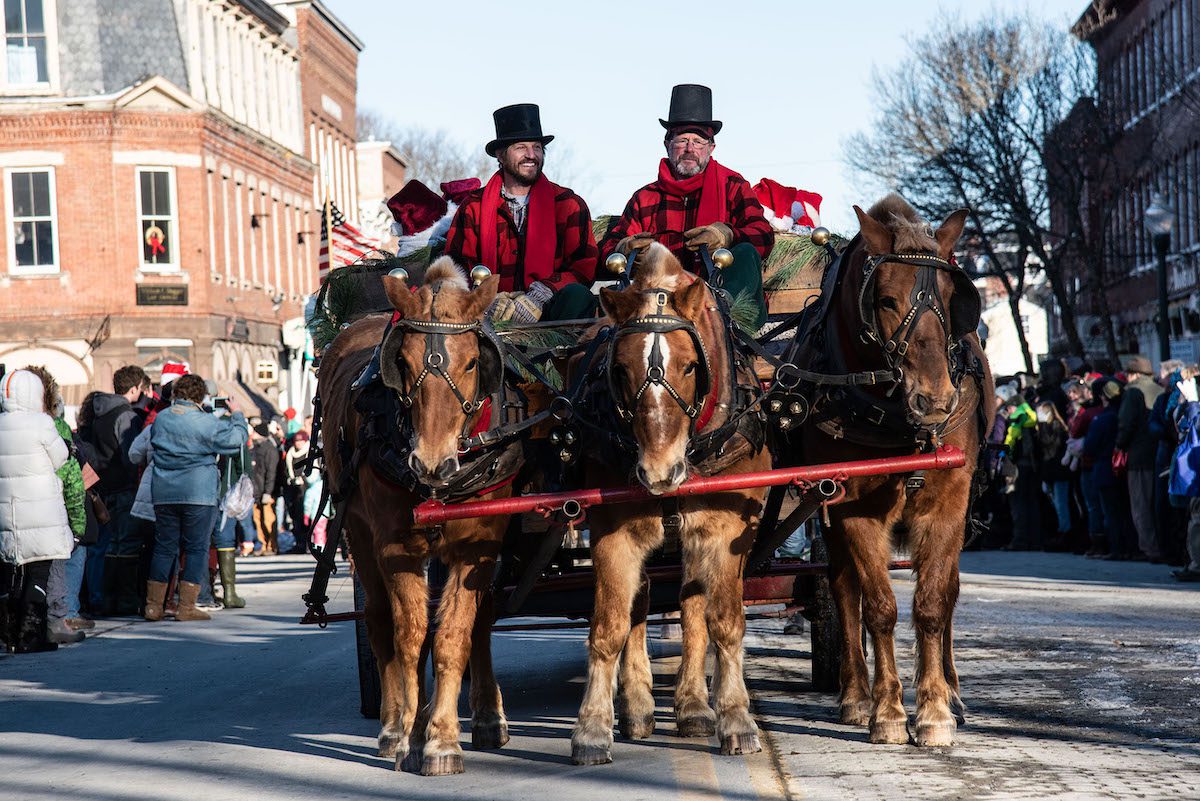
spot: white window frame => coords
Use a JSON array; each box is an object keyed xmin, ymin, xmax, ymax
[
  {"xmin": 135, "ymin": 166, "xmax": 180, "ymax": 273},
  {"xmin": 0, "ymin": 0, "xmax": 59, "ymax": 94},
  {"xmin": 4, "ymin": 165, "xmax": 59, "ymax": 275}
]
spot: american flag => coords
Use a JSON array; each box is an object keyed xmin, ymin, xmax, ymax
[{"xmin": 319, "ymin": 201, "xmax": 384, "ymax": 280}]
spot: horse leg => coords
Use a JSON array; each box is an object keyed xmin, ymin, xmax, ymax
[
  {"xmin": 674, "ymin": 583, "xmax": 715, "ymax": 737},
  {"xmin": 840, "ymin": 513, "xmax": 908, "ymax": 744},
  {"xmin": 572, "ymin": 524, "xmax": 650, "ymax": 765},
  {"xmin": 380, "ymin": 556, "xmax": 429, "ymax": 767},
  {"xmin": 824, "ymin": 527, "xmax": 871, "ymax": 726},
  {"xmin": 618, "ymin": 574, "xmax": 656, "ymax": 740},
  {"xmin": 356, "ymin": 553, "xmax": 403, "ymax": 758},
  {"xmin": 419, "ymin": 545, "xmax": 499, "ymax": 775},
  {"xmin": 690, "ymin": 509, "xmax": 761, "ymax": 756},
  {"xmin": 910, "ymin": 513, "xmax": 963, "ymax": 746},
  {"xmin": 944, "ymin": 621, "xmax": 966, "ymax": 725},
  {"xmin": 468, "ymin": 588, "xmax": 509, "ymax": 750}
]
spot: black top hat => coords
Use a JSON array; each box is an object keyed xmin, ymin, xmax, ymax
[
  {"xmin": 659, "ymin": 84, "xmax": 723, "ymax": 136},
  {"xmin": 485, "ymin": 103, "xmax": 555, "ymax": 157}
]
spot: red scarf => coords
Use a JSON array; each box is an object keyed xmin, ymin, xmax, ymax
[
  {"xmin": 654, "ymin": 158, "xmax": 733, "ymax": 226},
  {"xmin": 480, "ymin": 170, "xmax": 556, "ymax": 282}
]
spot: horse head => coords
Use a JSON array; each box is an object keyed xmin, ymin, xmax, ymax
[
  {"xmin": 600, "ymin": 243, "xmax": 713, "ymax": 495},
  {"xmin": 380, "ymin": 257, "xmax": 501, "ymax": 488},
  {"xmin": 852, "ymin": 194, "xmax": 979, "ymax": 428}
]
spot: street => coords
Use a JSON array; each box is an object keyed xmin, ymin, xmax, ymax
[{"xmin": 1, "ymin": 552, "xmax": 1198, "ymax": 800}]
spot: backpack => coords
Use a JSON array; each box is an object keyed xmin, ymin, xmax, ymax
[{"xmin": 1170, "ymin": 402, "xmax": 1200, "ymax": 498}]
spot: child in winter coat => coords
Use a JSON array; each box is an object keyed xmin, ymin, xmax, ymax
[{"xmin": 0, "ymin": 369, "xmax": 73, "ymax": 653}]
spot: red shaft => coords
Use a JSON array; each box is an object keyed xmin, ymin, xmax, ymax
[{"xmin": 413, "ymin": 446, "xmax": 966, "ymax": 526}]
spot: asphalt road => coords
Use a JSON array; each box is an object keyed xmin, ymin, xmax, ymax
[{"xmin": 0, "ymin": 556, "xmax": 782, "ymax": 801}]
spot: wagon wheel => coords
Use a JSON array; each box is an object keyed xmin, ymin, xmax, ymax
[
  {"xmin": 353, "ymin": 572, "xmax": 382, "ymax": 719},
  {"xmin": 809, "ymin": 531, "xmax": 841, "ymax": 693}
]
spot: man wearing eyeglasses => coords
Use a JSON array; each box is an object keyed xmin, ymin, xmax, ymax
[
  {"xmin": 599, "ymin": 84, "xmax": 774, "ymax": 329},
  {"xmin": 444, "ymin": 103, "xmax": 598, "ymax": 323}
]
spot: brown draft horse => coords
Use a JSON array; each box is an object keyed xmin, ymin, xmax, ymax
[
  {"xmin": 570, "ymin": 243, "xmax": 770, "ymax": 764},
  {"xmin": 319, "ymin": 259, "xmax": 511, "ymax": 775},
  {"xmin": 793, "ymin": 194, "xmax": 995, "ymax": 746}
]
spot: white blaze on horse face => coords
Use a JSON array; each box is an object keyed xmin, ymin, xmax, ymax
[
  {"xmin": 643, "ymin": 332, "xmax": 669, "ymax": 409},
  {"xmin": 636, "ymin": 330, "xmax": 689, "ymax": 492}
]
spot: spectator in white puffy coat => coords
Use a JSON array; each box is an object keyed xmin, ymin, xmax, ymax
[
  {"xmin": 128, "ymin": 425, "xmax": 155, "ymax": 523},
  {"xmin": 0, "ymin": 369, "xmax": 72, "ymax": 653}
]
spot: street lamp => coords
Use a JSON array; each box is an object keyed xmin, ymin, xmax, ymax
[{"xmin": 1144, "ymin": 192, "xmax": 1175, "ymax": 362}]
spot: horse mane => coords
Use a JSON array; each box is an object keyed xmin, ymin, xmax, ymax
[
  {"xmin": 866, "ymin": 192, "xmax": 937, "ymax": 253},
  {"xmin": 631, "ymin": 242, "xmax": 691, "ymax": 291},
  {"xmin": 420, "ymin": 256, "xmax": 480, "ymax": 320},
  {"xmin": 424, "ymin": 256, "xmax": 469, "ymax": 290}
]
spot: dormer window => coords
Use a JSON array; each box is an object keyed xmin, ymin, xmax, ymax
[{"xmin": 2, "ymin": 0, "xmax": 56, "ymax": 90}]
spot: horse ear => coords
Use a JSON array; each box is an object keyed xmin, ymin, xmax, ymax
[
  {"xmin": 600, "ymin": 286, "xmax": 639, "ymax": 323},
  {"xmin": 383, "ymin": 275, "xmax": 424, "ymax": 318},
  {"xmin": 462, "ymin": 274, "xmax": 500, "ymax": 320},
  {"xmin": 854, "ymin": 205, "xmax": 893, "ymax": 255},
  {"xmin": 934, "ymin": 208, "xmax": 970, "ymax": 260},
  {"xmin": 674, "ymin": 278, "xmax": 707, "ymax": 320}
]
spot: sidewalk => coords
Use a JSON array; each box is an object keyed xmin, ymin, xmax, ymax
[{"xmin": 743, "ymin": 552, "xmax": 1200, "ymax": 801}]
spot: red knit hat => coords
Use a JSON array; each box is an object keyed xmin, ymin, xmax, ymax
[{"xmin": 386, "ymin": 180, "xmax": 448, "ymax": 236}]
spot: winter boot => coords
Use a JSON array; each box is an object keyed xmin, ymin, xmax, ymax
[
  {"xmin": 144, "ymin": 580, "xmax": 168, "ymax": 621},
  {"xmin": 47, "ymin": 616, "xmax": 85, "ymax": 645},
  {"xmin": 217, "ymin": 551, "xmax": 245, "ymax": 609},
  {"xmin": 114, "ymin": 559, "xmax": 144, "ymax": 616},
  {"xmin": 0, "ymin": 598, "xmax": 13, "ymax": 653},
  {"xmin": 15, "ymin": 601, "xmax": 57, "ymax": 654},
  {"xmin": 175, "ymin": 581, "xmax": 211, "ymax": 622}
]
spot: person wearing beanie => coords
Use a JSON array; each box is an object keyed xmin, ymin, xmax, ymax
[
  {"xmin": 599, "ymin": 84, "xmax": 775, "ymax": 329},
  {"xmin": 249, "ymin": 422, "xmax": 279, "ymax": 555},
  {"xmin": 443, "ymin": 103, "xmax": 599, "ymax": 323},
  {"xmin": 0, "ymin": 370, "xmax": 74, "ymax": 652}
]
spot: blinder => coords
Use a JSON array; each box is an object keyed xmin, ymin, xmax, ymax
[
  {"xmin": 857, "ymin": 251, "xmax": 981, "ymax": 352},
  {"xmin": 379, "ymin": 316, "xmax": 505, "ymax": 416}
]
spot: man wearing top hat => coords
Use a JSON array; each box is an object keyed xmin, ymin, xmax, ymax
[
  {"xmin": 599, "ymin": 84, "xmax": 774, "ymax": 329},
  {"xmin": 444, "ymin": 103, "xmax": 598, "ymax": 322}
]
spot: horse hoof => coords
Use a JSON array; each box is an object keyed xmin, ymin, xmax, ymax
[
  {"xmin": 838, "ymin": 701, "xmax": 872, "ymax": 727},
  {"xmin": 420, "ymin": 753, "xmax": 465, "ymax": 776},
  {"xmin": 397, "ymin": 749, "xmax": 422, "ymax": 773},
  {"xmin": 719, "ymin": 732, "xmax": 762, "ymax": 756},
  {"xmin": 915, "ymin": 722, "xmax": 956, "ymax": 747},
  {"xmin": 377, "ymin": 732, "xmax": 403, "ymax": 759},
  {"xmin": 571, "ymin": 743, "xmax": 613, "ymax": 766},
  {"xmin": 868, "ymin": 719, "xmax": 910, "ymax": 745},
  {"xmin": 619, "ymin": 714, "xmax": 656, "ymax": 740},
  {"xmin": 471, "ymin": 720, "xmax": 510, "ymax": 750},
  {"xmin": 675, "ymin": 705, "xmax": 717, "ymax": 738}
]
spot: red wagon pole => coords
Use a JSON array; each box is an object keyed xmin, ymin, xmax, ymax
[{"xmin": 413, "ymin": 445, "xmax": 966, "ymax": 526}]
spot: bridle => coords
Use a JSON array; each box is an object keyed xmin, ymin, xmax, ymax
[
  {"xmin": 606, "ymin": 288, "xmax": 713, "ymax": 435},
  {"xmin": 393, "ymin": 318, "xmax": 489, "ymax": 416}
]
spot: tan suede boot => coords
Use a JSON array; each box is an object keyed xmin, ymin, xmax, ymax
[
  {"xmin": 144, "ymin": 580, "xmax": 168, "ymax": 622},
  {"xmin": 175, "ymin": 581, "xmax": 211, "ymax": 622}
]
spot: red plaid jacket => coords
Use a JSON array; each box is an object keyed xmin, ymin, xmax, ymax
[
  {"xmin": 443, "ymin": 182, "xmax": 597, "ymax": 292},
  {"xmin": 599, "ymin": 168, "xmax": 774, "ymax": 273}
]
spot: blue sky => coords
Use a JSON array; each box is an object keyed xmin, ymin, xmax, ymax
[{"xmin": 333, "ymin": 0, "xmax": 1091, "ymax": 232}]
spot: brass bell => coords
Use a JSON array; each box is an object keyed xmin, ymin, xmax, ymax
[
  {"xmin": 810, "ymin": 227, "xmax": 831, "ymax": 247},
  {"xmin": 788, "ymin": 401, "xmax": 803, "ymax": 415},
  {"xmin": 605, "ymin": 251, "xmax": 628, "ymax": 275},
  {"xmin": 768, "ymin": 399, "xmax": 782, "ymax": 413},
  {"xmin": 559, "ymin": 448, "xmax": 573, "ymax": 463},
  {"xmin": 563, "ymin": 430, "xmax": 577, "ymax": 446},
  {"xmin": 778, "ymin": 417, "xmax": 793, "ymax": 430},
  {"xmin": 711, "ymin": 248, "xmax": 734, "ymax": 269},
  {"xmin": 387, "ymin": 266, "xmax": 409, "ymax": 282},
  {"xmin": 470, "ymin": 264, "xmax": 492, "ymax": 287},
  {"xmin": 550, "ymin": 430, "xmax": 562, "ymax": 445}
]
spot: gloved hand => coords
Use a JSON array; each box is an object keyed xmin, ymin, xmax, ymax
[
  {"xmin": 490, "ymin": 292, "xmax": 543, "ymax": 324},
  {"xmin": 614, "ymin": 232, "xmax": 657, "ymax": 257},
  {"xmin": 260, "ymin": 493, "xmax": 272, "ymax": 506},
  {"xmin": 683, "ymin": 222, "xmax": 733, "ymax": 251}
]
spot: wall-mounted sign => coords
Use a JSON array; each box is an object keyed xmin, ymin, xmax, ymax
[{"xmin": 136, "ymin": 285, "xmax": 188, "ymax": 306}]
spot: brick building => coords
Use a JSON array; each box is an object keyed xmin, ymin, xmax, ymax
[
  {"xmin": 1057, "ymin": 0, "xmax": 1200, "ymax": 366},
  {"xmin": 0, "ymin": 0, "xmax": 366, "ymax": 415}
]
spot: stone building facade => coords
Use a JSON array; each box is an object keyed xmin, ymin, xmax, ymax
[{"xmin": 0, "ymin": 0, "xmax": 364, "ymax": 414}]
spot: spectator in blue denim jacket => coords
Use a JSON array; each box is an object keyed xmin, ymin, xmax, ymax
[{"xmin": 142, "ymin": 374, "xmax": 246, "ymax": 623}]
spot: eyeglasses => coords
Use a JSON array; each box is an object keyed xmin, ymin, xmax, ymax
[{"xmin": 670, "ymin": 137, "xmax": 712, "ymax": 151}]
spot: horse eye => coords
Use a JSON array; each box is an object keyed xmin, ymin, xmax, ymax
[
  {"xmin": 684, "ymin": 362, "xmax": 698, "ymax": 375},
  {"xmin": 878, "ymin": 297, "xmax": 899, "ymax": 312},
  {"xmin": 465, "ymin": 358, "xmax": 477, "ymax": 372}
]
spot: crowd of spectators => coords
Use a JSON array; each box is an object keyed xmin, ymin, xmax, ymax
[
  {"xmin": 0, "ymin": 362, "xmax": 319, "ymax": 654},
  {"xmin": 980, "ymin": 355, "xmax": 1200, "ymax": 582}
]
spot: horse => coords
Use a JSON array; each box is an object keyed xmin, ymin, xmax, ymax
[
  {"xmin": 569, "ymin": 242, "xmax": 770, "ymax": 764},
  {"xmin": 787, "ymin": 193, "xmax": 995, "ymax": 746},
  {"xmin": 318, "ymin": 258, "xmax": 515, "ymax": 775}
]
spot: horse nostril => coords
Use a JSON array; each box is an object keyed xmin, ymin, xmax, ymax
[
  {"xmin": 669, "ymin": 462, "xmax": 688, "ymax": 486},
  {"xmin": 913, "ymin": 394, "xmax": 932, "ymax": 415},
  {"xmin": 635, "ymin": 465, "xmax": 650, "ymax": 488},
  {"xmin": 434, "ymin": 457, "xmax": 459, "ymax": 481},
  {"xmin": 408, "ymin": 453, "xmax": 427, "ymax": 476}
]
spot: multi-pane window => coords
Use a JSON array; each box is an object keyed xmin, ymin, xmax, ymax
[
  {"xmin": 3, "ymin": 0, "xmax": 49, "ymax": 86},
  {"xmin": 137, "ymin": 167, "xmax": 178, "ymax": 270},
  {"xmin": 6, "ymin": 167, "xmax": 57, "ymax": 273}
]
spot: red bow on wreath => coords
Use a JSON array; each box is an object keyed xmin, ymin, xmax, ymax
[{"xmin": 145, "ymin": 225, "xmax": 166, "ymax": 258}]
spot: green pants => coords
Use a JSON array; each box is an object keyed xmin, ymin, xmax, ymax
[
  {"xmin": 543, "ymin": 282, "xmax": 598, "ymax": 321},
  {"xmin": 717, "ymin": 242, "xmax": 767, "ymax": 330}
]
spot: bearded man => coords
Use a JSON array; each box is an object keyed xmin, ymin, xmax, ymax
[
  {"xmin": 444, "ymin": 104, "xmax": 598, "ymax": 322},
  {"xmin": 599, "ymin": 84, "xmax": 775, "ymax": 329}
]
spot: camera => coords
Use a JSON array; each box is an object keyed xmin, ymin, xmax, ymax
[{"xmin": 214, "ymin": 396, "xmax": 230, "ymax": 410}]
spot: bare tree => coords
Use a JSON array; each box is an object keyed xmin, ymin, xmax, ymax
[{"xmin": 358, "ymin": 110, "xmax": 598, "ymax": 199}]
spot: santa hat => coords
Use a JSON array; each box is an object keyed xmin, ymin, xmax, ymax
[
  {"xmin": 791, "ymin": 189, "xmax": 823, "ymax": 229},
  {"xmin": 440, "ymin": 178, "xmax": 481, "ymax": 206},
  {"xmin": 387, "ymin": 180, "xmax": 448, "ymax": 237},
  {"xmin": 160, "ymin": 361, "xmax": 189, "ymax": 386},
  {"xmin": 753, "ymin": 179, "xmax": 823, "ymax": 232}
]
